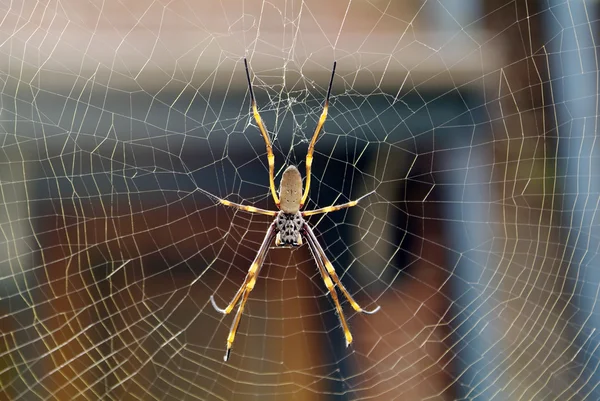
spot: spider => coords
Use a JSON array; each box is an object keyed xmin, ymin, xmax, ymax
[{"xmin": 209, "ymin": 58, "xmax": 380, "ymax": 361}]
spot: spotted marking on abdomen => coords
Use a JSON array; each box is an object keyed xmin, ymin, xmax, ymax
[{"xmin": 279, "ymin": 165, "xmax": 303, "ymax": 214}]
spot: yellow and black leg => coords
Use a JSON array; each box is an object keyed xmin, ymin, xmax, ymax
[
  {"xmin": 302, "ymin": 190, "xmax": 375, "ymax": 216},
  {"xmin": 304, "ymin": 229, "xmax": 354, "ymax": 346},
  {"xmin": 304, "ymin": 223, "xmax": 380, "ymax": 316},
  {"xmin": 244, "ymin": 58, "xmax": 280, "ymax": 207},
  {"xmin": 300, "ymin": 61, "xmax": 337, "ymax": 208},
  {"xmin": 210, "ymin": 223, "xmax": 276, "ymax": 361}
]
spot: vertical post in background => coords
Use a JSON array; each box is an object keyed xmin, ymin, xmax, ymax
[
  {"xmin": 432, "ymin": 0, "xmax": 508, "ymax": 399},
  {"xmin": 0, "ymin": 79, "xmax": 37, "ymax": 398},
  {"xmin": 544, "ymin": 0, "xmax": 600, "ymax": 398}
]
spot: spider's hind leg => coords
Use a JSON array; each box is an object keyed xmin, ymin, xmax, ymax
[
  {"xmin": 301, "ymin": 61, "xmax": 337, "ymax": 208},
  {"xmin": 244, "ymin": 58, "xmax": 280, "ymax": 207}
]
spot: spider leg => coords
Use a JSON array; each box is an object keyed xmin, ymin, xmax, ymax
[
  {"xmin": 224, "ymin": 288, "xmax": 253, "ymax": 362},
  {"xmin": 304, "ymin": 223, "xmax": 381, "ymax": 315},
  {"xmin": 193, "ymin": 187, "xmax": 277, "ymax": 216},
  {"xmin": 219, "ymin": 199, "xmax": 278, "ymax": 216},
  {"xmin": 244, "ymin": 58, "xmax": 280, "ymax": 207},
  {"xmin": 304, "ymin": 231, "xmax": 354, "ymax": 347},
  {"xmin": 210, "ymin": 222, "xmax": 276, "ymax": 361},
  {"xmin": 300, "ymin": 61, "xmax": 337, "ymax": 208},
  {"xmin": 302, "ymin": 190, "xmax": 376, "ymax": 216}
]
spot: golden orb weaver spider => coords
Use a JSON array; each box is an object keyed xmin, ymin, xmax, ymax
[{"xmin": 208, "ymin": 58, "xmax": 380, "ymax": 361}]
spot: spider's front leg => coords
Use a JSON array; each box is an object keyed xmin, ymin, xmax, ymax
[
  {"xmin": 304, "ymin": 231, "xmax": 354, "ymax": 346},
  {"xmin": 210, "ymin": 222, "xmax": 276, "ymax": 361},
  {"xmin": 304, "ymin": 223, "xmax": 380, "ymax": 315},
  {"xmin": 303, "ymin": 222, "xmax": 380, "ymax": 347}
]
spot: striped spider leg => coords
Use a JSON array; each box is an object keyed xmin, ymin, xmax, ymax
[
  {"xmin": 208, "ymin": 58, "xmax": 380, "ymax": 361},
  {"xmin": 302, "ymin": 222, "xmax": 380, "ymax": 346}
]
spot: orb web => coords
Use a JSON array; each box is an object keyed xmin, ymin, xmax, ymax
[{"xmin": 0, "ymin": 1, "xmax": 598, "ymax": 400}]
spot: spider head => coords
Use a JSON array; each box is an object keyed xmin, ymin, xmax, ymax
[{"xmin": 274, "ymin": 211, "xmax": 304, "ymax": 247}]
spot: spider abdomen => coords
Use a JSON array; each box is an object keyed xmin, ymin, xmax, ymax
[
  {"xmin": 275, "ymin": 211, "xmax": 304, "ymax": 246},
  {"xmin": 279, "ymin": 165, "xmax": 303, "ymax": 214}
]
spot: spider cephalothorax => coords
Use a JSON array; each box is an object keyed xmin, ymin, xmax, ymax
[
  {"xmin": 275, "ymin": 210, "xmax": 304, "ymax": 246},
  {"xmin": 208, "ymin": 58, "xmax": 380, "ymax": 362}
]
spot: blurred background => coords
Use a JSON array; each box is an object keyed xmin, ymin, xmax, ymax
[{"xmin": 1, "ymin": 0, "xmax": 599, "ymax": 400}]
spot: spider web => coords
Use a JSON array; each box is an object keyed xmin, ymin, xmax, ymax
[{"xmin": 1, "ymin": 0, "xmax": 599, "ymax": 399}]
